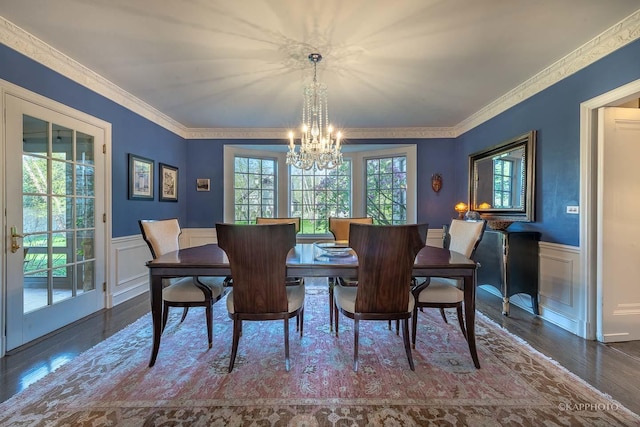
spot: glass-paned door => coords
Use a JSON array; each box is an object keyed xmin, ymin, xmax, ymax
[{"xmin": 5, "ymin": 94, "xmax": 105, "ymax": 351}]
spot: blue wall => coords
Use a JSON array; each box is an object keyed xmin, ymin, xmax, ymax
[
  {"xmin": 456, "ymin": 38, "xmax": 640, "ymax": 246},
  {"xmin": 3, "ymin": 36, "xmax": 640, "ymax": 245},
  {"xmin": 185, "ymin": 138, "xmax": 459, "ymax": 230},
  {"xmin": 0, "ymin": 44, "xmax": 188, "ymax": 237}
]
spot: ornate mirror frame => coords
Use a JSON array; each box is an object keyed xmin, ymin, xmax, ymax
[{"xmin": 468, "ymin": 130, "xmax": 536, "ymax": 223}]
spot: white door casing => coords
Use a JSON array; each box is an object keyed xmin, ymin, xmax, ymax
[{"xmin": 3, "ymin": 88, "xmax": 111, "ymax": 352}]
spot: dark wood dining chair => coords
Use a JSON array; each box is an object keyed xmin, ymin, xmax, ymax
[
  {"xmin": 411, "ymin": 219, "xmax": 486, "ymax": 347},
  {"xmin": 334, "ymin": 223, "xmax": 427, "ymax": 371},
  {"xmin": 327, "ymin": 216, "xmax": 373, "ymax": 331},
  {"xmin": 139, "ymin": 219, "xmax": 226, "ymax": 350},
  {"xmin": 216, "ymin": 222, "xmax": 305, "ymax": 372},
  {"xmin": 255, "ymin": 217, "xmax": 304, "ymax": 287}
]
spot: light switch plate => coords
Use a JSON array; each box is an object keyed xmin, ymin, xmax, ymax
[{"xmin": 566, "ymin": 206, "xmax": 579, "ymax": 214}]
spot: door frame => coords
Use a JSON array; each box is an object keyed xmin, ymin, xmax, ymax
[
  {"xmin": 1, "ymin": 79, "xmax": 113, "ymax": 357},
  {"xmin": 580, "ymin": 78, "xmax": 640, "ymax": 340}
]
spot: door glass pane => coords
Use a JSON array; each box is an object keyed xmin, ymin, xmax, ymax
[
  {"xmin": 76, "ymin": 132, "xmax": 94, "ymax": 164},
  {"xmin": 21, "ymin": 116, "xmax": 97, "ymax": 314},
  {"xmin": 24, "ymin": 272, "xmax": 48, "ymax": 313},
  {"xmin": 51, "ymin": 160, "xmax": 74, "ymax": 195},
  {"xmin": 76, "ymin": 198, "xmax": 95, "ymax": 229},
  {"xmin": 23, "ymin": 115, "xmax": 48, "ymax": 154},
  {"xmin": 76, "ymin": 165, "xmax": 95, "ymax": 196},
  {"xmin": 23, "ymin": 195, "xmax": 48, "ymax": 234},
  {"xmin": 23, "ymin": 155, "xmax": 48, "ymax": 193},
  {"xmin": 52, "ymin": 125, "xmax": 72, "ymax": 161},
  {"xmin": 52, "ymin": 266, "xmax": 73, "ymax": 304},
  {"xmin": 77, "ymin": 230, "xmax": 94, "ymax": 262},
  {"xmin": 23, "ymin": 233, "xmax": 48, "ymax": 274},
  {"xmin": 78, "ymin": 261, "xmax": 95, "ymax": 293}
]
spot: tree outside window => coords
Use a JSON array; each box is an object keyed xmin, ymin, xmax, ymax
[
  {"xmin": 233, "ymin": 156, "xmax": 276, "ymax": 224},
  {"xmin": 290, "ymin": 161, "xmax": 351, "ymax": 234},
  {"xmin": 366, "ymin": 156, "xmax": 407, "ymax": 224}
]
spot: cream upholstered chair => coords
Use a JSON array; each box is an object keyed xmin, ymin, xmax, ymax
[
  {"xmin": 327, "ymin": 217, "xmax": 373, "ymax": 331},
  {"xmin": 334, "ymin": 223, "xmax": 427, "ymax": 371},
  {"xmin": 411, "ymin": 219, "xmax": 486, "ymax": 347},
  {"xmin": 256, "ymin": 216, "xmax": 301, "ymax": 232},
  {"xmin": 216, "ymin": 222, "xmax": 305, "ymax": 372},
  {"xmin": 139, "ymin": 219, "xmax": 226, "ymax": 350}
]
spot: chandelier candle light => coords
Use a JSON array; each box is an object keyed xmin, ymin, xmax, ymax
[{"xmin": 286, "ymin": 53, "xmax": 343, "ymax": 171}]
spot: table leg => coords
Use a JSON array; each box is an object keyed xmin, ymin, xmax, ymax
[
  {"xmin": 464, "ymin": 273, "xmax": 480, "ymax": 369},
  {"xmin": 148, "ymin": 273, "xmax": 163, "ymax": 367}
]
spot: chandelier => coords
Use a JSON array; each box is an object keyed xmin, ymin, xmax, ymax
[{"xmin": 286, "ymin": 53, "xmax": 343, "ymax": 170}]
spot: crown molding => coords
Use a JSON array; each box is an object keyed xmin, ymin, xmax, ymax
[
  {"xmin": 2, "ymin": 10, "xmax": 639, "ymax": 140},
  {"xmin": 455, "ymin": 9, "xmax": 640, "ymax": 136},
  {"xmin": 186, "ymin": 127, "xmax": 456, "ymax": 140}
]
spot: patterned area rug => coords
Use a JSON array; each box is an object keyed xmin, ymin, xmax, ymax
[{"xmin": 1, "ymin": 285, "xmax": 638, "ymax": 426}]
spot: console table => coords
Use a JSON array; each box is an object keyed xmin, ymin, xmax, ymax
[{"xmin": 474, "ymin": 230, "xmax": 540, "ymax": 315}]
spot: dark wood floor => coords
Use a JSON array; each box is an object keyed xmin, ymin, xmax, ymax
[{"xmin": 1, "ymin": 283, "xmax": 639, "ymax": 415}]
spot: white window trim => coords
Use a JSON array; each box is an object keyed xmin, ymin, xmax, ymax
[{"xmin": 224, "ymin": 144, "xmax": 416, "ymax": 225}]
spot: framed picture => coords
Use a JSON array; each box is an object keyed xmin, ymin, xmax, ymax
[
  {"xmin": 159, "ymin": 163, "xmax": 178, "ymax": 202},
  {"xmin": 196, "ymin": 178, "xmax": 210, "ymax": 192},
  {"xmin": 128, "ymin": 154, "xmax": 154, "ymax": 200}
]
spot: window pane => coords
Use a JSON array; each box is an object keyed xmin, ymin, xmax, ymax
[
  {"xmin": 233, "ymin": 156, "xmax": 276, "ymax": 224},
  {"xmin": 289, "ymin": 161, "xmax": 352, "ymax": 234},
  {"xmin": 366, "ymin": 155, "xmax": 407, "ymax": 225}
]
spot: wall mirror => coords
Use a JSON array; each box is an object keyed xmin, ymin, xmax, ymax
[{"xmin": 468, "ymin": 130, "xmax": 536, "ymax": 224}]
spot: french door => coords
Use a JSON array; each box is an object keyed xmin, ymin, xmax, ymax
[{"xmin": 5, "ymin": 93, "xmax": 106, "ymax": 351}]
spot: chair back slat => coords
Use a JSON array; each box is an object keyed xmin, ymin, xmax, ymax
[
  {"xmin": 349, "ymin": 223, "xmax": 427, "ymax": 313},
  {"xmin": 216, "ymin": 223, "xmax": 296, "ymax": 314}
]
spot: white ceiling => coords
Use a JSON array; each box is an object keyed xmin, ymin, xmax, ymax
[{"xmin": 1, "ymin": 0, "xmax": 639, "ymax": 132}]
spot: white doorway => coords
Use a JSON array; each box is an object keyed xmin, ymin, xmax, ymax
[
  {"xmin": 580, "ymin": 79, "xmax": 640, "ymax": 342},
  {"xmin": 3, "ymin": 87, "xmax": 111, "ymax": 352}
]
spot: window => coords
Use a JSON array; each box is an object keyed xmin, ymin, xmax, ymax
[
  {"xmin": 365, "ymin": 156, "xmax": 407, "ymax": 224},
  {"xmin": 290, "ymin": 161, "xmax": 351, "ymax": 234},
  {"xmin": 224, "ymin": 145, "xmax": 416, "ymax": 231},
  {"xmin": 493, "ymin": 158, "xmax": 513, "ymax": 208},
  {"xmin": 233, "ymin": 156, "xmax": 276, "ymax": 224}
]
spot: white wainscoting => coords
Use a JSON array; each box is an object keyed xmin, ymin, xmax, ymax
[
  {"xmin": 109, "ymin": 229, "xmax": 585, "ymax": 337},
  {"xmin": 109, "ymin": 235, "xmax": 152, "ymax": 307},
  {"xmin": 477, "ymin": 242, "xmax": 584, "ymax": 337}
]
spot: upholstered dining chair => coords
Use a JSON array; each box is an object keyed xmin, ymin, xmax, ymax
[
  {"xmin": 327, "ymin": 216, "xmax": 374, "ymax": 331},
  {"xmin": 255, "ymin": 217, "xmax": 304, "ymax": 287},
  {"xmin": 334, "ymin": 223, "xmax": 427, "ymax": 371},
  {"xmin": 411, "ymin": 219, "xmax": 486, "ymax": 347},
  {"xmin": 139, "ymin": 219, "xmax": 226, "ymax": 350},
  {"xmin": 256, "ymin": 216, "xmax": 301, "ymax": 232},
  {"xmin": 216, "ymin": 222, "xmax": 305, "ymax": 372}
]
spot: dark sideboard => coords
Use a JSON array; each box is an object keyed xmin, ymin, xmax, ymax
[{"xmin": 474, "ymin": 229, "xmax": 541, "ymax": 315}]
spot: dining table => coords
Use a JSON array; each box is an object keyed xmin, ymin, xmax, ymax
[{"xmin": 145, "ymin": 242, "xmax": 480, "ymax": 369}]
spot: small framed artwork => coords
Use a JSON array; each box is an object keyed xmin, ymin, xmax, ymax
[
  {"xmin": 128, "ymin": 154, "xmax": 154, "ymax": 200},
  {"xmin": 159, "ymin": 163, "xmax": 178, "ymax": 202},
  {"xmin": 196, "ymin": 178, "xmax": 210, "ymax": 192}
]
